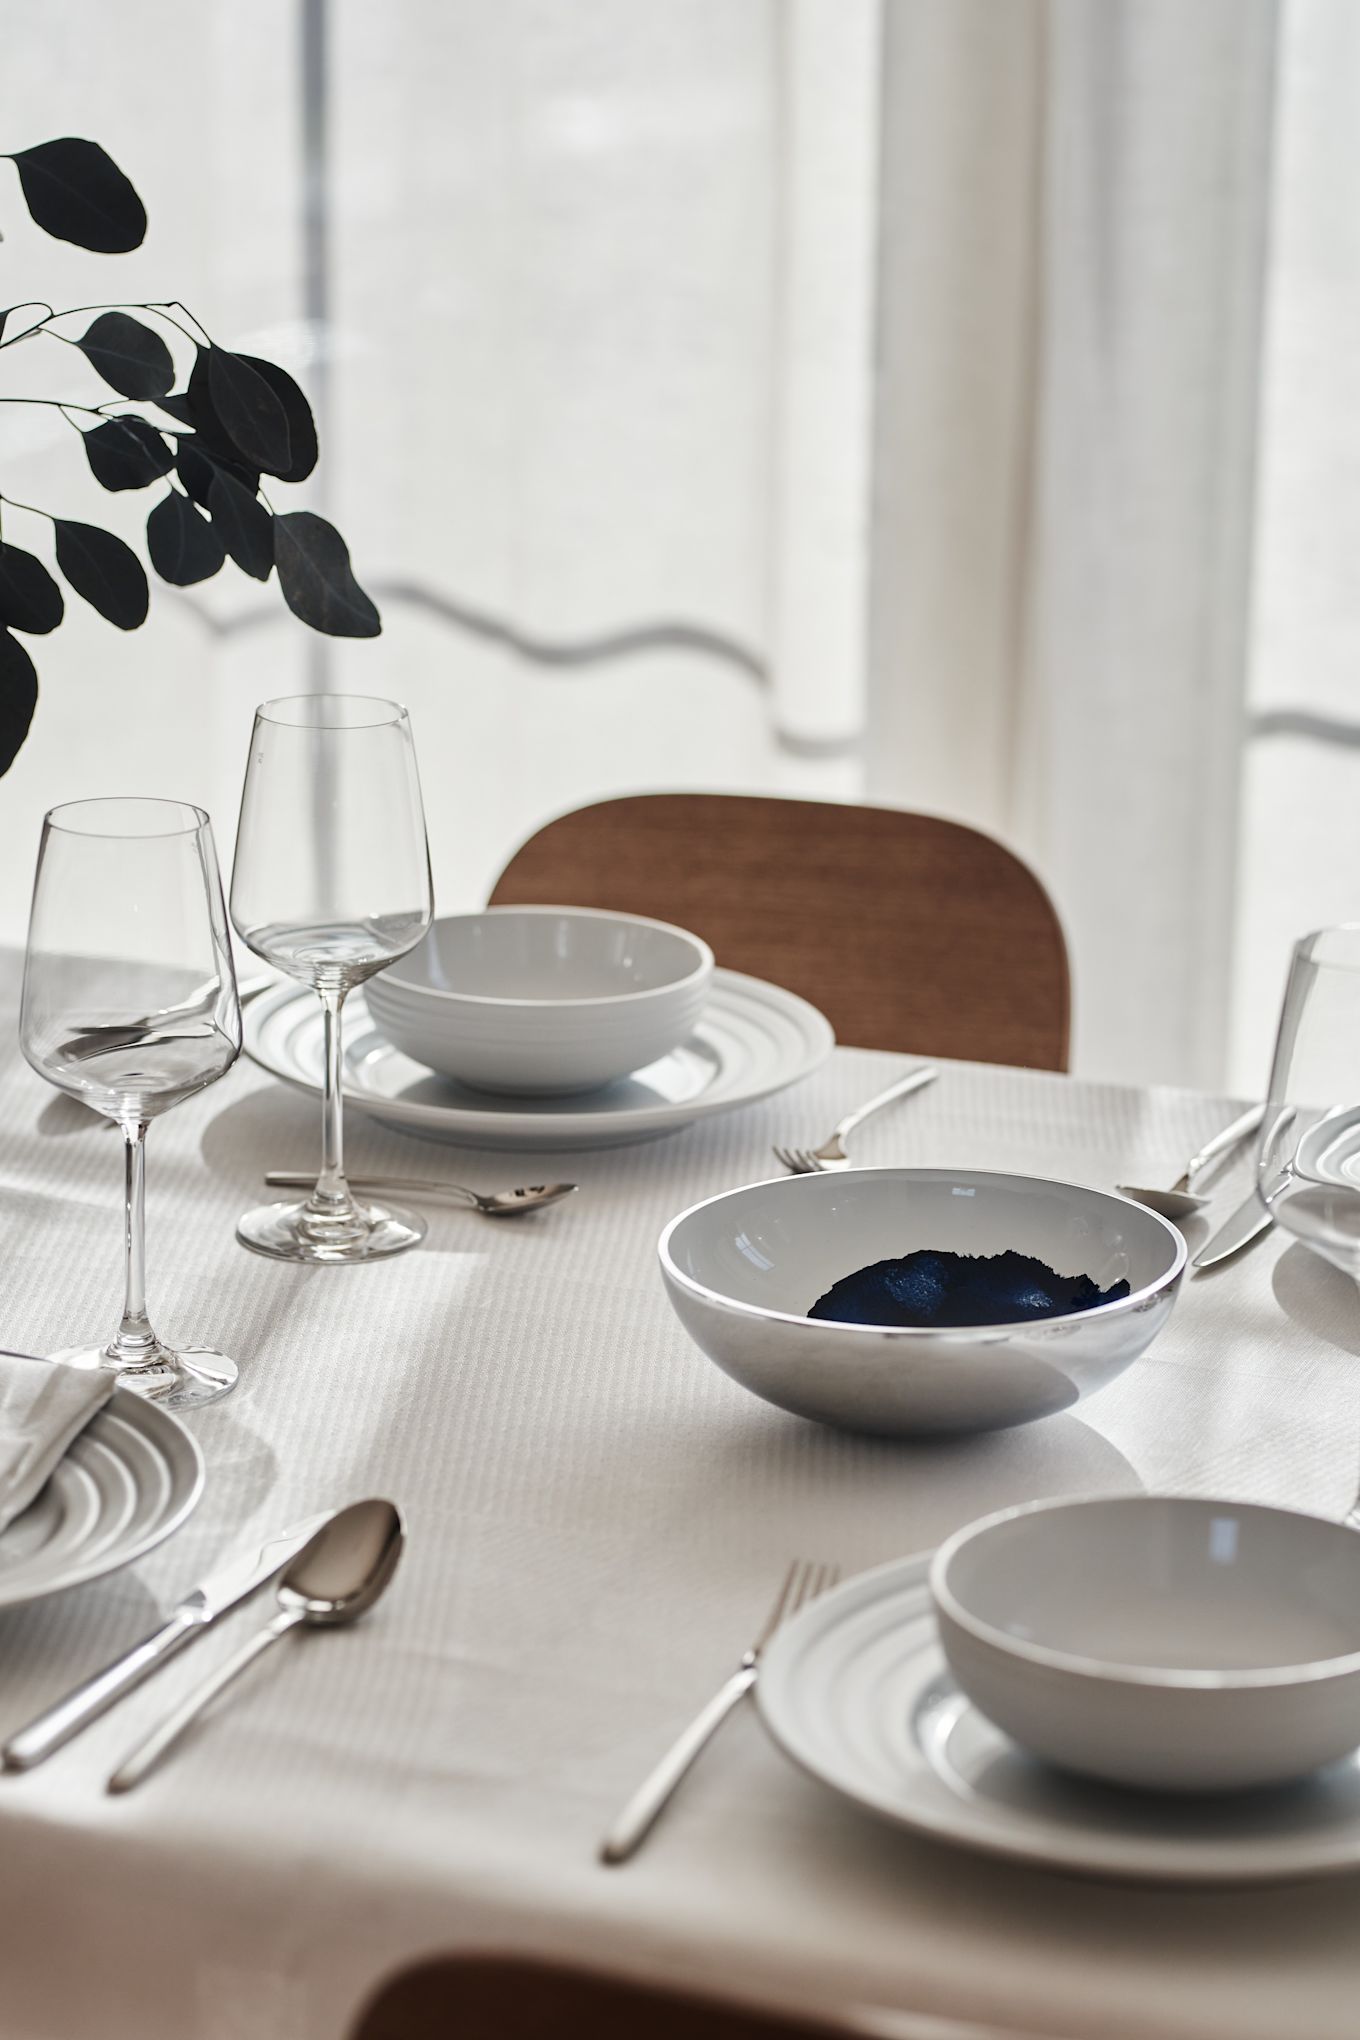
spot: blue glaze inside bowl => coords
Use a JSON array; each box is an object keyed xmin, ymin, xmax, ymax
[{"xmin": 808, "ymin": 1249, "xmax": 1130, "ymax": 1330}]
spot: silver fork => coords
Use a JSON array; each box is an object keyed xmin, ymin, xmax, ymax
[
  {"xmin": 599, "ymin": 1557, "xmax": 840, "ymax": 1866},
  {"xmin": 774, "ymin": 1064, "xmax": 938, "ymax": 1175}
]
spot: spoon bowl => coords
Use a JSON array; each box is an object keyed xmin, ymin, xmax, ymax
[
  {"xmin": 481, "ymin": 1183, "xmax": 577, "ymax": 1216},
  {"xmin": 278, "ymin": 1497, "xmax": 404, "ymax": 1623},
  {"xmin": 1116, "ymin": 1104, "xmax": 1267, "ymax": 1223},
  {"xmin": 1116, "ymin": 1184, "xmax": 1210, "ymax": 1220}
]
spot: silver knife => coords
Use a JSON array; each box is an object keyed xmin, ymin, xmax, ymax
[
  {"xmin": 2, "ymin": 1509, "xmax": 334, "ymax": 1770},
  {"xmin": 1192, "ymin": 1190, "xmax": 1273, "ymax": 1270}
]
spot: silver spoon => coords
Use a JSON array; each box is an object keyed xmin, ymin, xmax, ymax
[
  {"xmin": 107, "ymin": 1498, "xmax": 403, "ymax": 1794},
  {"xmin": 1117, "ymin": 1102, "xmax": 1264, "ymax": 1219},
  {"xmin": 263, "ymin": 1172, "xmax": 577, "ymax": 1216}
]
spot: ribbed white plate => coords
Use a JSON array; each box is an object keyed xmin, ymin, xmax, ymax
[
  {"xmin": 244, "ymin": 969, "xmax": 834, "ymax": 1151},
  {"xmin": 0, "ymin": 1391, "xmax": 203, "ymax": 1608},
  {"xmin": 758, "ymin": 1555, "xmax": 1360, "ymax": 1885}
]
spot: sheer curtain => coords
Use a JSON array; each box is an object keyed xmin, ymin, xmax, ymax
[
  {"xmin": 866, "ymin": 0, "xmax": 1279, "ymax": 1090},
  {"xmin": 1230, "ymin": 0, "xmax": 1360, "ymax": 1093},
  {"xmin": 0, "ymin": 1, "xmax": 875, "ymax": 949}
]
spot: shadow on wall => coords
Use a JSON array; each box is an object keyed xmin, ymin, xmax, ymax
[{"xmin": 168, "ymin": 580, "xmax": 769, "ymax": 684}]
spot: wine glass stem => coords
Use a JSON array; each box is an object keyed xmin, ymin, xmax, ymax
[
  {"xmin": 112, "ymin": 1121, "xmax": 160, "ymax": 1366},
  {"xmin": 312, "ymin": 986, "xmax": 354, "ymax": 1215}
]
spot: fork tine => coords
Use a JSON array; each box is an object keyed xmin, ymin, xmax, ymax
[
  {"xmin": 772, "ymin": 1146, "xmax": 802, "ymax": 1174},
  {"xmin": 754, "ymin": 1558, "xmax": 806, "ymax": 1650},
  {"xmin": 785, "ymin": 1148, "xmax": 822, "ymax": 1175},
  {"xmin": 754, "ymin": 1558, "xmax": 841, "ymax": 1658},
  {"xmin": 799, "ymin": 1560, "xmax": 834, "ymax": 1612}
]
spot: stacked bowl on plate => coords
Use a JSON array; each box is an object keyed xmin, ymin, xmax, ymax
[{"xmin": 365, "ymin": 906, "xmax": 715, "ymax": 1095}]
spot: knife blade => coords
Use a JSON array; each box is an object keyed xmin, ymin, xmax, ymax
[
  {"xmin": 1192, "ymin": 1191, "xmax": 1273, "ymax": 1270},
  {"xmin": 2, "ymin": 1508, "xmax": 334, "ymax": 1770}
]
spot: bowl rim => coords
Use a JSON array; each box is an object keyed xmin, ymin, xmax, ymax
[
  {"xmin": 930, "ymin": 1494, "xmax": 1360, "ymax": 1689},
  {"xmin": 656, "ymin": 1166, "xmax": 1187, "ymax": 1342},
  {"xmin": 378, "ymin": 905, "xmax": 715, "ymax": 1010}
]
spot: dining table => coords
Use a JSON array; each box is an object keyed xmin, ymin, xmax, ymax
[{"xmin": 1, "ymin": 941, "xmax": 1360, "ymax": 2040}]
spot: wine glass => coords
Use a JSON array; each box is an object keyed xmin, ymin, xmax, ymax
[
  {"xmin": 1259, "ymin": 924, "xmax": 1360, "ymax": 1275},
  {"xmin": 230, "ymin": 694, "xmax": 433, "ymax": 1262},
  {"xmin": 20, "ymin": 798, "xmax": 243, "ymax": 1409}
]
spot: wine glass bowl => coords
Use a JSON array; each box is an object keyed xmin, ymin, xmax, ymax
[
  {"xmin": 20, "ymin": 798, "xmax": 242, "ymax": 1409},
  {"xmin": 230, "ymin": 693, "xmax": 433, "ymax": 1263},
  {"xmin": 1260, "ymin": 925, "xmax": 1360, "ymax": 1277}
]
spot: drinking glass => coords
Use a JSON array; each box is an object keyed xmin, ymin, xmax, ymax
[
  {"xmin": 20, "ymin": 799, "xmax": 243, "ymax": 1408},
  {"xmin": 1259, "ymin": 925, "xmax": 1360, "ymax": 1276},
  {"xmin": 230, "ymin": 694, "xmax": 433, "ymax": 1262}
]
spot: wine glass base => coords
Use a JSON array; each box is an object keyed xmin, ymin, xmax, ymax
[
  {"xmin": 235, "ymin": 1197, "xmax": 426, "ymax": 1264},
  {"xmin": 50, "ymin": 1344, "xmax": 237, "ymax": 1411}
]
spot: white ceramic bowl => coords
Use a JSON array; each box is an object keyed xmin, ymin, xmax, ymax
[
  {"xmin": 932, "ymin": 1495, "xmax": 1360, "ymax": 1792},
  {"xmin": 658, "ymin": 1168, "xmax": 1184, "ymax": 1438},
  {"xmin": 366, "ymin": 907, "xmax": 714, "ymax": 1094}
]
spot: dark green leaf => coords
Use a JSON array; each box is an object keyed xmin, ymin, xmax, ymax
[
  {"xmin": 77, "ymin": 312, "xmax": 173, "ymax": 399},
  {"xmin": 0, "ymin": 631, "xmax": 38, "ymax": 776},
  {"xmin": 235, "ymin": 355, "xmax": 317, "ymax": 481},
  {"xmin": 175, "ymin": 435, "xmax": 258, "ymax": 510},
  {"xmin": 8, "ymin": 138, "xmax": 146, "ymax": 253},
  {"xmin": 54, "ymin": 519, "xmax": 148, "ymax": 628},
  {"xmin": 207, "ymin": 469, "xmax": 272, "ymax": 580},
  {"xmin": 147, "ymin": 490, "xmax": 225, "ymax": 586},
  {"xmin": 175, "ymin": 439, "xmax": 215, "ymax": 506},
  {"xmin": 274, "ymin": 512, "xmax": 380, "ymax": 637},
  {"xmin": 83, "ymin": 416, "xmax": 173, "ymax": 492},
  {"xmin": 0, "ymin": 544, "xmax": 63, "ymax": 634},
  {"xmin": 178, "ymin": 350, "xmax": 249, "ymax": 462},
  {"xmin": 155, "ymin": 393, "xmax": 196, "ymax": 428},
  {"xmin": 206, "ymin": 348, "xmax": 291, "ymax": 473}
]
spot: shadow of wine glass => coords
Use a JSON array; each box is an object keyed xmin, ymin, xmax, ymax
[
  {"xmin": 1272, "ymin": 1241, "xmax": 1360, "ymax": 1359},
  {"xmin": 34, "ymin": 1092, "xmax": 104, "ymax": 1140},
  {"xmin": 181, "ymin": 1405, "xmax": 281, "ymax": 1540}
]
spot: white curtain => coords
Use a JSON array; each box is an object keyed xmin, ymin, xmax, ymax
[
  {"xmin": 0, "ymin": 1, "xmax": 877, "ymax": 948},
  {"xmin": 866, "ymin": 0, "xmax": 1279, "ymax": 1090}
]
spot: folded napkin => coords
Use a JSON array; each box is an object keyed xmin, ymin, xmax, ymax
[{"xmin": 0, "ymin": 1352, "xmax": 114, "ymax": 1535}]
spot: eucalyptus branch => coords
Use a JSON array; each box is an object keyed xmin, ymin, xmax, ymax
[{"xmin": 0, "ymin": 132, "xmax": 379, "ymax": 781}]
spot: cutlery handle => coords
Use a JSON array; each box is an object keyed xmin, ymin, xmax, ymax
[
  {"xmin": 1185, "ymin": 1102, "xmax": 1265, "ymax": 1182},
  {"xmin": 833, "ymin": 1065, "xmax": 938, "ymax": 1144},
  {"xmin": 107, "ymin": 1608, "xmax": 302, "ymax": 1795},
  {"xmin": 599, "ymin": 1664, "xmax": 757, "ymax": 1865},
  {"xmin": 264, "ymin": 1173, "xmax": 476, "ymax": 1205},
  {"xmin": 3, "ymin": 1606, "xmax": 205, "ymax": 1771}
]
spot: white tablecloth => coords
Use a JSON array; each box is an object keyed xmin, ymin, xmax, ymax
[{"xmin": 1, "ymin": 949, "xmax": 1358, "ymax": 2040}]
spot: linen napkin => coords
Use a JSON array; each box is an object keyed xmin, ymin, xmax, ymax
[{"xmin": 0, "ymin": 1352, "xmax": 114, "ymax": 1535}]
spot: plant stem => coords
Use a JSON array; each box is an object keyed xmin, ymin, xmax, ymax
[
  {"xmin": 0, "ymin": 492, "xmax": 54, "ymax": 522},
  {"xmin": 0, "ymin": 394, "xmax": 107, "ymax": 418}
]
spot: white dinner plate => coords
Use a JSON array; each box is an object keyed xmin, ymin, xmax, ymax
[
  {"xmin": 244, "ymin": 969, "xmax": 834, "ymax": 1151},
  {"xmin": 0, "ymin": 1390, "xmax": 203, "ymax": 1610},
  {"xmin": 757, "ymin": 1555, "xmax": 1360, "ymax": 1885}
]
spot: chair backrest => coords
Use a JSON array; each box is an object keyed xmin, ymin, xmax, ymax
[
  {"xmin": 351, "ymin": 1954, "xmax": 880, "ymax": 2039},
  {"xmin": 490, "ymin": 794, "xmax": 1069, "ymax": 1069}
]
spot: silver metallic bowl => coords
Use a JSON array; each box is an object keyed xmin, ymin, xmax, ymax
[{"xmin": 658, "ymin": 1167, "xmax": 1185, "ymax": 1437}]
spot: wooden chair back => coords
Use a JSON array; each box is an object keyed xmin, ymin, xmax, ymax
[
  {"xmin": 351, "ymin": 1954, "xmax": 876, "ymax": 2039},
  {"xmin": 490, "ymin": 794, "xmax": 1069, "ymax": 1069}
]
